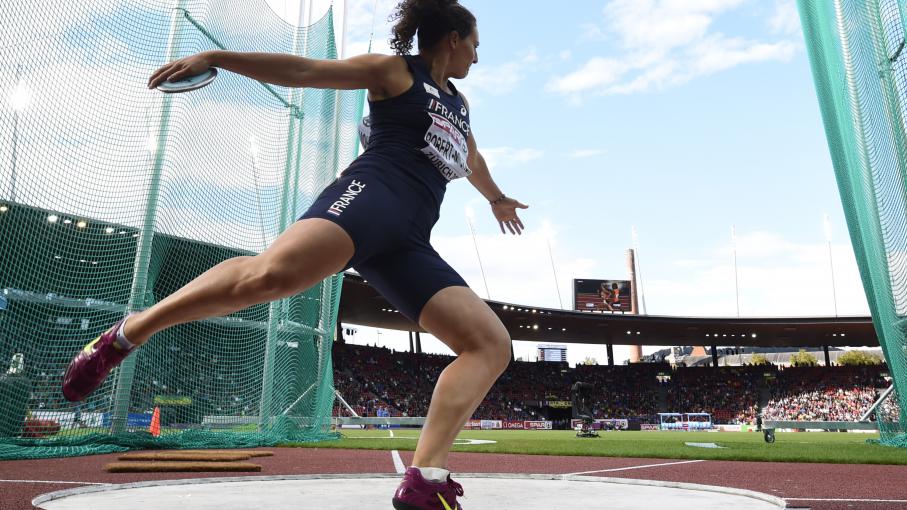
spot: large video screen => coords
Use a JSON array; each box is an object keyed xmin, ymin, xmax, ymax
[{"xmin": 573, "ymin": 279, "xmax": 632, "ymax": 313}]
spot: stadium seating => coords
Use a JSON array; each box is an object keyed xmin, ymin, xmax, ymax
[{"xmin": 332, "ymin": 343, "xmax": 891, "ymax": 426}]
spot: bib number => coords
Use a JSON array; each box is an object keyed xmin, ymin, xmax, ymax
[{"xmin": 422, "ymin": 113, "xmax": 471, "ymax": 181}]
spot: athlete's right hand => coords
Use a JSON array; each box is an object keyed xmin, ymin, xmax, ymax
[{"xmin": 147, "ymin": 52, "xmax": 215, "ymax": 89}]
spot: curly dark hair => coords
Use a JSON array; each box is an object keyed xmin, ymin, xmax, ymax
[{"xmin": 389, "ymin": 0, "xmax": 476, "ymax": 55}]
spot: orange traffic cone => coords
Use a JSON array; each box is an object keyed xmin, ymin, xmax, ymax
[{"xmin": 149, "ymin": 407, "xmax": 161, "ymax": 437}]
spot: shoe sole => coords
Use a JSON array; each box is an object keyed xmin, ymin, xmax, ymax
[
  {"xmin": 392, "ymin": 500, "xmax": 428, "ymax": 510},
  {"xmin": 392, "ymin": 498, "xmax": 458, "ymax": 510}
]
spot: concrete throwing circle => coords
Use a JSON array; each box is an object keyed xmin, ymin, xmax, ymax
[{"xmin": 34, "ymin": 473, "xmax": 786, "ymax": 509}]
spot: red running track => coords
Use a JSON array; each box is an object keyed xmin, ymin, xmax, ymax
[{"xmin": 1, "ymin": 449, "xmax": 905, "ymax": 510}]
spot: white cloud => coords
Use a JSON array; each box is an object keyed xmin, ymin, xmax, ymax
[
  {"xmin": 645, "ymin": 229, "xmax": 868, "ymax": 318},
  {"xmin": 479, "ymin": 146, "xmax": 544, "ymax": 169},
  {"xmin": 604, "ymin": 0, "xmax": 744, "ymax": 53},
  {"xmin": 548, "ymin": 0, "xmax": 799, "ymax": 97},
  {"xmin": 769, "ymin": 0, "xmax": 802, "ymax": 36},
  {"xmin": 455, "ymin": 50, "xmax": 538, "ymax": 101}
]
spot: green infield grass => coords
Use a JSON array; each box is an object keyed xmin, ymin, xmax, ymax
[{"xmin": 284, "ymin": 429, "xmax": 907, "ymax": 465}]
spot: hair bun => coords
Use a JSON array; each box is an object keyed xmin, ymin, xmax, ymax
[{"xmin": 389, "ymin": 0, "xmax": 474, "ymax": 55}]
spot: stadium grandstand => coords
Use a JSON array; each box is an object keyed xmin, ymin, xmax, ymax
[{"xmin": 331, "ymin": 340, "xmax": 892, "ymax": 429}]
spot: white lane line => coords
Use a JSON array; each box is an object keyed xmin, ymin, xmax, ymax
[
  {"xmin": 786, "ymin": 498, "xmax": 907, "ymax": 503},
  {"xmin": 562, "ymin": 459, "xmax": 706, "ymax": 478},
  {"xmin": 0, "ymin": 479, "xmax": 109, "ymax": 486},
  {"xmin": 389, "ymin": 429, "xmax": 405, "ymax": 474}
]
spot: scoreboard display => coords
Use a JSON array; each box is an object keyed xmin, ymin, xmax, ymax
[{"xmin": 573, "ymin": 278, "xmax": 632, "ymax": 313}]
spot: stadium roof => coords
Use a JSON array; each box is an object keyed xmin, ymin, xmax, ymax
[
  {"xmin": 0, "ymin": 203, "xmax": 876, "ymax": 349},
  {"xmin": 339, "ymin": 272, "xmax": 877, "ymax": 348}
]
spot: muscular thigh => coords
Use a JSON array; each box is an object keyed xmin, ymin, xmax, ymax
[
  {"xmin": 256, "ymin": 218, "xmax": 353, "ymax": 292},
  {"xmin": 419, "ymin": 286, "xmax": 510, "ymax": 356}
]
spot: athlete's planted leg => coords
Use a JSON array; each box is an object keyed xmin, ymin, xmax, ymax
[{"xmin": 412, "ymin": 286, "xmax": 512, "ymax": 469}]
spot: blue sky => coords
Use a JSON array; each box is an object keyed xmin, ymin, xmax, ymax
[{"xmin": 262, "ymin": 0, "xmax": 871, "ymax": 364}]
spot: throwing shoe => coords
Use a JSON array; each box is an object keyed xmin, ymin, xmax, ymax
[
  {"xmin": 392, "ymin": 467, "xmax": 465, "ymax": 510},
  {"xmin": 62, "ymin": 316, "xmax": 136, "ymax": 402}
]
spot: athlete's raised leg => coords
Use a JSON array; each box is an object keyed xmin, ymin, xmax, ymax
[
  {"xmin": 412, "ymin": 285, "xmax": 512, "ymax": 469},
  {"xmin": 62, "ymin": 218, "xmax": 353, "ymax": 402},
  {"xmin": 124, "ymin": 218, "xmax": 353, "ymax": 345}
]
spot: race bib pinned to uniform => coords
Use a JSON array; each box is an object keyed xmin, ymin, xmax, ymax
[{"xmin": 422, "ymin": 99, "xmax": 471, "ymax": 181}]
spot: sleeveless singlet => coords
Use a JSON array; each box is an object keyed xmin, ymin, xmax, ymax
[
  {"xmin": 355, "ymin": 55, "xmax": 472, "ymax": 209},
  {"xmin": 298, "ymin": 55, "xmax": 473, "ymax": 321}
]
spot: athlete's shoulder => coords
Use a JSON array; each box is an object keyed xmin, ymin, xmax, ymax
[
  {"xmin": 345, "ymin": 53, "xmax": 408, "ymax": 73},
  {"xmin": 346, "ymin": 54, "xmax": 412, "ymax": 100}
]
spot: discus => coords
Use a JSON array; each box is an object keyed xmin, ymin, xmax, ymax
[{"xmin": 156, "ymin": 68, "xmax": 218, "ymax": 94}]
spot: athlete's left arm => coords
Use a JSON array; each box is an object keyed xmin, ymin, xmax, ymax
[{"xmin": 463, "ymin": 97, "xmax": 529, "ymax": 235}]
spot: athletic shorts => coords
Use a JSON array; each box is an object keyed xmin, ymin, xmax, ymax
[{"xmin": 298, "ymin": 167, "xmax": 468, "ymax": 322}]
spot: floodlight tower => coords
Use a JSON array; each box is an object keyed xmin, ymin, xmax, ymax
[{"xmin": 7, "ymin": 65, "xmax": 30, "ymax": 202}]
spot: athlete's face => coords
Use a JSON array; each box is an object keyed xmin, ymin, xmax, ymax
[{"xmin": 450, "ymin": 26, "xmax": 479, "ymax": 79}]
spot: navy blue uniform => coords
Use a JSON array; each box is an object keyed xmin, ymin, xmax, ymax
[{"xmin": 300, "ymin": 55, "xmax": 472, "ymax": 322}]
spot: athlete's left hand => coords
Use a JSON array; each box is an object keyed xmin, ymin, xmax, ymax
[{"xmin": 492, "ymin": 197, "xmax": 529, "ymax": 235}]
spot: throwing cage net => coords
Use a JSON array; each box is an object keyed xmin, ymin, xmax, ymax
[
  {"xmin": 799, "ymin": 0, "xmax": 907, "ymax": 446},
  {"xmin": 0, "ymin": 0, "xmax": 364, "ymax": 459}
]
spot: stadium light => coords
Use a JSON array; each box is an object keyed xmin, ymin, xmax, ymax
[
  {"xmin": 751, "ymin": 333, "xmax": 757, "ymax": 338},
  {"xmin": 533, "ymin": 325, "xmax": 538, "ymax": 330},
  {"xmin": 248, "ymin": 136, "xmax": 259, "ymax": 157},
  {"xmin": 47, "ymin": 215, "xmax": 58, "ymax": 223},
  {"xmin": 63, "ymin": 219, "xmax": 72, "ymax": 224},
  {"xmin": 8, "ymin": 80, "xmax": 31, "ymax": 112},
  {"xmin": 76, "ymin": 220, "xmax": 87, "ymax": 229},
  {"xmin": 0, "ymin": 205, "xmax": 8, "ymax": 213},
  {"xmin": 105, "ymin": 227, "xmax": 114, "ymax": 234}
]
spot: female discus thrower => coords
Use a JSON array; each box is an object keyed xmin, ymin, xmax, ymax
[{"xmin": 62, "ymin": 1, "xmax": 526, "ymax": 508}]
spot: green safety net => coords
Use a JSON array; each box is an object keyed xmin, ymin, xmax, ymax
[
  {"xmin": 798, "ymin": 0, "xmax": 907, "ymax": 446},
  {"xmin": 0, "ymin": 0, "xmax": 364, "ymax": 459}
]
